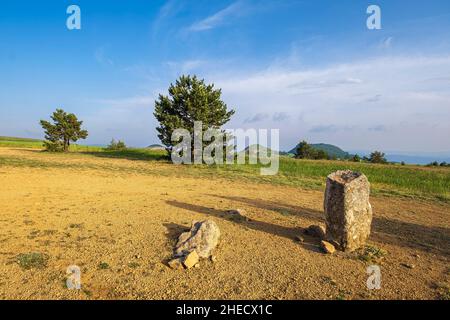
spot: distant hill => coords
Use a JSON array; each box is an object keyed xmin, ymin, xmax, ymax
[
  {"xmin": 288, "ymin": 143, "xmax": 351, "ymax": 159},
  {"xmin": 240, "ymin": 144, "xmax": 278, "ymax": 156},
  {"xmin": 147, "ymin": 144, "xmax": 166, "ymax": 150}
]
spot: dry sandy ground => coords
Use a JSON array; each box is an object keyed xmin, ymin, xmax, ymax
[{"xmin": 0, "ymin": 148, "xmax": 449, "ymax": 300}]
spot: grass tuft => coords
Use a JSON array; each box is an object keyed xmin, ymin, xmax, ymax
[
  {"xmin": 16, "ymin": 252, "xmax": 49, "ymax": 270},
  {"xmin": 357, "ymin": 245, "xmax": 387, "ymax": 263}
]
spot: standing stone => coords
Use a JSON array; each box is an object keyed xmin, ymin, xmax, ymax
[{"xmin": 324, "ymin": 170, "xmax": 372, "ymax": 252}]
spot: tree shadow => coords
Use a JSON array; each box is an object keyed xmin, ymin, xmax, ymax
[
  {"xmin": 209, "ymin": 194, "xmax": 450, "ymax": 257},
  {"xmin": 166, "ymin": 200, "xmax": 323, "ymax": 253},
  {"xmin": 9, "ymin": 148, "xmax": 44, "ymax": 153},
  {"xmin": 84, "ymin": 149, "xmax": 169, "ymax": 162},
  {"xmin": 161, "ymin": 222, "xmax": 191, "ymax": 264},
  {"xmin": 209, "ymin": 194, "xmax": 325, "ymax": 222},
  {"xmin": 372, "ymin": 217, "xmax": 450, "ymax": 257}
]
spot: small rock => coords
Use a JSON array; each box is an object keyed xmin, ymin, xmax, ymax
[
  {"xmin": 168, "ymin": 258, "xmax": 183, "ymax": 270},
  {"xmin": 401, "ymin": 263, "xmax": 415, "ymax": 269},
  {"xmin": 304, "ymin": 225, "xmax": 326, "ymax": 239},
  {"xmin": 226, "ymin": 209, "xmax": 249, "ymax": 222},
  {"xmin": 182, "ymin": 251, "xmax": 199, "ymax": 269},
  {"xmin": 194, "ymin": 263, "xmax": 200, "ymax": 268},
  {"xmin": 320, "ymin": 240, "xmax": 336, "ymax": 254},
  {"xmin": 295, "ymin": 235, "xmax": 305, "ymax": 242},
  {"xmin": 210, "ymin": 255, "xmax": 217, "ymax": 263},
  {"xmin": 175, "ymin": 219, "xmax": 220, "ymax": 258}
]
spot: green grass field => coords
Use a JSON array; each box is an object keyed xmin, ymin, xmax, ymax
[
  {"xmin": 0, "ymin": 136, "xmax": 103, "ymax": 151},
  {"xmin": 1, "ymin": 136, "xmax": 449, "ymax": 203}
]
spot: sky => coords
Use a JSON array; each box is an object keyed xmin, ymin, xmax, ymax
[{"xmin": 1, "ymin": 0, "xmax": 450, "ymax": 153}]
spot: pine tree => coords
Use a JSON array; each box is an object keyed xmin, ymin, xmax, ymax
[
  {"xmin": 40, "ymin": 109, "xmax": 88, "ymax": 152},
  {"xmin": 154, "ymin": 75, "xmax": 235, "ymax": 155},
  {"xmin": 369, "ymin": 151, "xmax": 387, "ymax": 164}
]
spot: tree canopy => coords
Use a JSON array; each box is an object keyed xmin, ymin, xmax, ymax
[
  {"xmin": 295, "ymin": 140, "xmax": 329, "ymax": 160},
  {"xmin": 40, "ymin": 109, "xmax": 88, "ymax": 152},
  {"xmin": 369, "ymin": 151, "xmax": 387, "ymax": 164},
  {"xmin": 154, "ymin": 75, "xmax": 235, "ymax": 154}
]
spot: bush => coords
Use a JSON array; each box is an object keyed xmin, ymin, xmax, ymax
[
  {"xmin": 352, "ymin": 154, "xmax": 361, "ymax": 162},
  {"xmin": 107, "ymin": 139, "xmax": 127, "ymax": 151}
]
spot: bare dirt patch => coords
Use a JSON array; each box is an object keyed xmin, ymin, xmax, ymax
[{"xmin": 0, "ymin": 148, "xmax": 448, "ymax": 299}]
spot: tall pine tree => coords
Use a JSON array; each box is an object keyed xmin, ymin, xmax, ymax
[{"xmin": 154, "ymin": 75, "xmax": 235, "ymax": 155}]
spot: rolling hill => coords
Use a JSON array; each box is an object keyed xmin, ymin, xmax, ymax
[{"xmin": 288, "ymin": 143, "xmax": 351, "ymax": 159}]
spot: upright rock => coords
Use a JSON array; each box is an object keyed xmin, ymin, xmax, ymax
[
  {"xmin": 175, "ymin": 219, "xmax": 220, "ymax": 258},
  {"xmin": 324, "ymin": 170, "xmax": 372, "ymax": 252}
]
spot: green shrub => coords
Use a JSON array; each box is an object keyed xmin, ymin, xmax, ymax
[{"xmin": 107, "ymin": 139, "xmax": 127, "ymax": 151}]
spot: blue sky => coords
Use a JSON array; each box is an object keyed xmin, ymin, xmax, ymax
[{"xmin": 1, "ymin": 0, "xmax": 450, "ymax": 153}]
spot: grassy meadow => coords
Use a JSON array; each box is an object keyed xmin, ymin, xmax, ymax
[{"xmin": 0, "ymin": 136, "xmax": 449, "ymax": 203}]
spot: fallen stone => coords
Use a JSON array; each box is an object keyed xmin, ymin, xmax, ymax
[
  {"xmin": 210, "ymin": 255, "xmax": 217, "ymax": 263},
  {"xmin": 226, "ymin": 209, "xmax": 249, "ymax": 222},
  {"xmin": 168, "ymin": 258, "xmax": 184, "ymax": 270},
  {"xmin": 324, "ymin": 170, "xmax": 373, "ymax": 252},
  {"xmin": 401, "ymin": 263, "xmax": 415, "ymax": 269},
  {"xmin": 304, "ymin": 225, "xmax": 326, "ymax": 239},
  {"xmin": 295, "ymin": 235, "xmax": 305, "ymax": 242},
  {"xmin": 321, "ymin": 241, "xmax": 336, "ymax": 254},
  {"xmin": 175, "ymin": 220, "xmax": 221, "ymax": 258},
  {"xmin": 182, "ymin": 251, "xmax": 199, "ymax": 269}
]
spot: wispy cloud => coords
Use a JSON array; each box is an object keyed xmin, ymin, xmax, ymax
[
  {"xmin": 188, "ymin": 1, "xmax": 244, "ymax": 32},
  {"xmin": 365, "ymin": 94, "xmax": 382, "ymax": 103},
  {"xmin": 379, "ymin": 36, "xmax": 394, "ymax": 49},
  {"xmin": 91, "ymin": 95, "xmax": 156, "ymax": 109},
  {"xmin": 244, "ymin": 113, "xmax": 269, "ymax": 123},
  {"xmin": 152, "ymin": 0, "xmax": 184, "ymax": 37},
  {"xmin": 368, "ymin": 125, "xmax": 387, "ymax": 132},
  {"xmin": 273, "ymin": 112, "xmax": 290, "ymax": 122},
  {"xmin": 94, "ymin": 47, "xmax": 114, "ymax": 66},
  {"xmin": 166, "ymin": 59, "xmax": 208, "ymax": 73},
  {"xmin": 309, "ymin": 125, "xmax": 355, "ymax": 134}
]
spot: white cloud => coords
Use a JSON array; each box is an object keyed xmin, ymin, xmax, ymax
[
  {"xmin": 212, "ymin": 55, "xmax": 450, "ymax": 151},
  {"xmin": 87, "ymin": 55, "xmax": 450, "ymax": 152},
  {"xmin": 188, "ymin": 1, "xmax": 243, "ymax": 32}
]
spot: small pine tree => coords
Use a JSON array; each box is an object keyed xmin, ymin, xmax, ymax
[
  {"xmin": 296, "ymin": 141, "xmax": 316, "ymax": 159},
  {"xmin": 369, "ymin": 151, "xmax": 387, "ymax": 164},
  {"xmin": 40, "ymin": 109, "xmax": 88, "ymax": 152}
]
